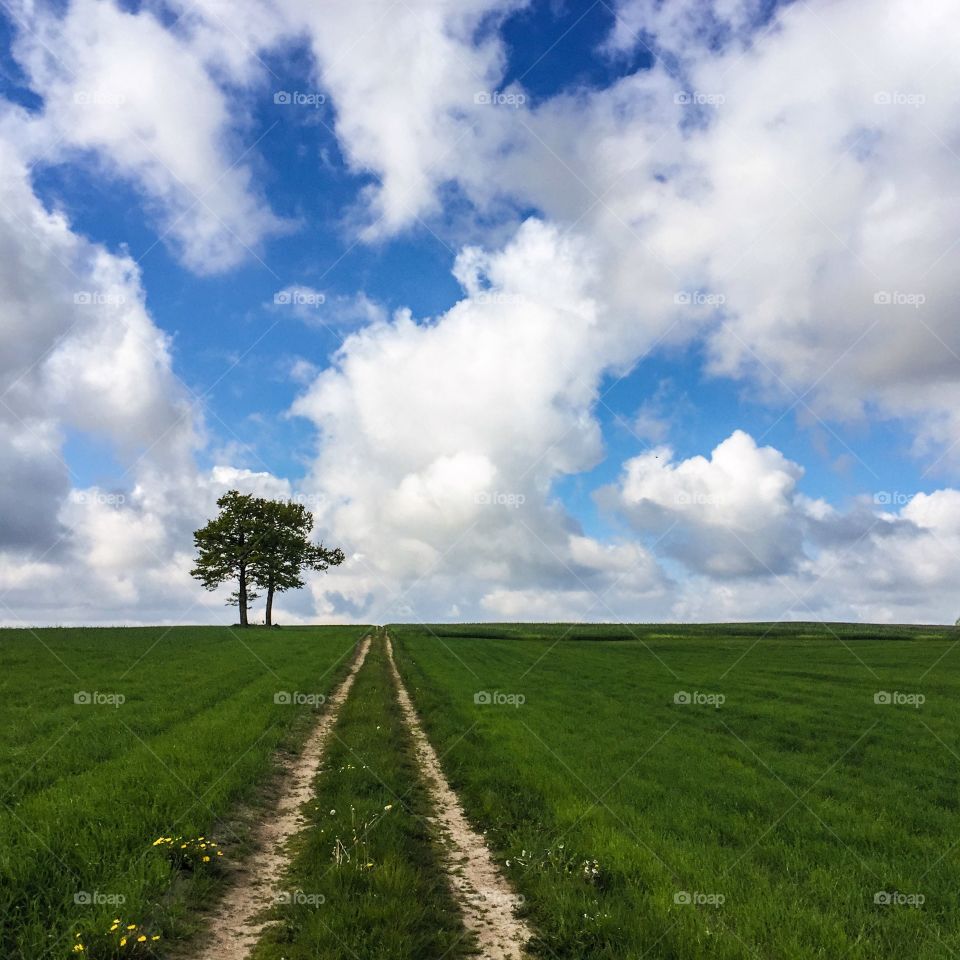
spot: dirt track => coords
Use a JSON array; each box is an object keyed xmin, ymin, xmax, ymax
[
  {"xmin": 384, "ymin": 632, "xmax": 532, "ymax": 959},
  {"xmin": 190, "ymin": 634, "xmax": 371, "ymax": 960}
]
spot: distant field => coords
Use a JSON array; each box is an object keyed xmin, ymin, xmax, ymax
[
  {"xmin": 390, "ymin": 622, "xmax": 960, "ymax": 959},
  {"xmin": 0, "ymin": 625, "xmax": 365, "ymax": 959}
]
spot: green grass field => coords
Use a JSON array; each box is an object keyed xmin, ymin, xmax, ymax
[
  {"xmin": 0, "ymin": 625, "xmax": 366, "ymax": 960},
  {"xmin": 390, "ymin": 622, "xmax": 960, "ymax": 959},
  {"xmin": 4, "ymin": 621, "xmax": 958, "ymax": 960}
]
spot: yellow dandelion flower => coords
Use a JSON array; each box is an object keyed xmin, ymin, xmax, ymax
[{"xmin": 137, "ymin": 935, "xmax": 147, "ymax": 942}]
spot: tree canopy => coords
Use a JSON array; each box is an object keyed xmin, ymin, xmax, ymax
[{"xmin": 191, "ymin": 491, "xmax": 343, "ymax": 625}]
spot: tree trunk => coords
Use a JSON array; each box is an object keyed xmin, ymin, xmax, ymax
[
  {"xmin": 238, "ymin": 566, "xmax": 249, "ymax": 626},
  {"xmin": 265, "ymin": 583, "xmax": 274, "ymax": 627}
]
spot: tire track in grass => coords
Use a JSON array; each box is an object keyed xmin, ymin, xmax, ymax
[
  {"xmin": 385, "ymin": 631, "xmax": 533, "ymax": 960},
  {"xmin": 190, "ymin": 634, "xmax": 371, "ymax": 960}
]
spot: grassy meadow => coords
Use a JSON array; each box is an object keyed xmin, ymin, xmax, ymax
[
  {"xmin": 390, "ymin": 622, "xmax": 960, "ymax": 959},
  {"xmin": 0, "ymin": 625, "xmax": 366, "ymax": 959}
]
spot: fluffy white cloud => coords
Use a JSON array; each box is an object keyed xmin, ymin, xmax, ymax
[
  {"xmin": 0, "ymin": 127, "xmax": 195, "ymax": 547},
  {"xmin": 603, "ymin": 429, "xmax": 960, "ymax": 624},
  {"xmin": 0, "ymin": 127, "xmax": 264, "ymax": 624},
  {"xmin": 604, "ymin": 431, "xmax": 807, "ymax": 577},
  {"xmin": 290, "ymin": 218, "xmax": 667, "ymax": 620},
  {"xmin": 293, "ymin": 0, "xmax": 527, "ymax": 236},
  {"xmin": 9, "ymin": 0, "xmax": 286, "ymax": 273}
]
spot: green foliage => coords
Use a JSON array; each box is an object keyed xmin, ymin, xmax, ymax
[
  {"xmin": 248, "ymin": 499, "xmax": 344, "ymax": 625},
  {"xmin": 190, "ymin": 490, "xmax": 261, "ymax": 621},
  {"xmin": 191, "ymin": 491, "xmax": 344, "ymax": 625}
]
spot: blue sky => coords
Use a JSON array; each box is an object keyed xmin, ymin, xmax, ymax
[{"xmin": 1, "ymin": 0, "xmax": 958, "ymax": 625}]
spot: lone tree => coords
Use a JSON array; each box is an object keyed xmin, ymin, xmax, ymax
[
  {"xmin": 191, "ymin": 491, "xmax": 344, "ymax": 626},
  {"xmin": 251, "ymin": 498, "xmax": 345, "ymax": 626},
  {"xmin": 191, "ymin": 490, "xmax": 261, "ymax": 626}
]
